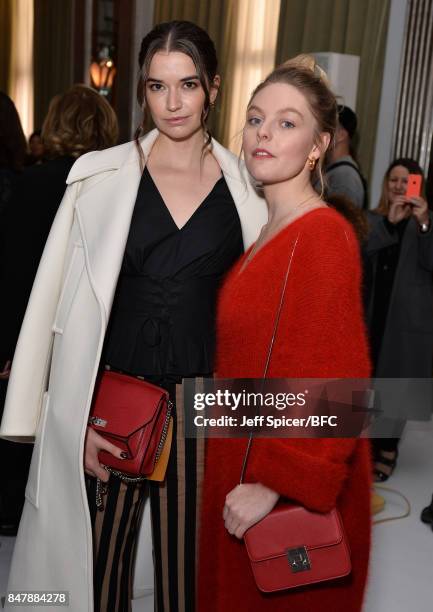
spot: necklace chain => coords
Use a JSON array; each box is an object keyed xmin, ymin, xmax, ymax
[{"xmin": 245, "ymin": 194, "xmax": 321, "ymax": 265}]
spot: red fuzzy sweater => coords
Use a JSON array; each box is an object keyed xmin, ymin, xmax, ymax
[{"xmin": 198, "ymin": 209, "xmax": 372, "ymax": 612}]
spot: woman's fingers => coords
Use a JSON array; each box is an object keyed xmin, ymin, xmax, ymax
[
  {"xmin": 86, "ymin": 426, "xmax": 125, "ymax": 458},
  {"xmin": 224, "ymin": 508, "xmax": 249, "ymax": 538},
  {"xmin": 407, "ymin": 195, "xmax": 425, "ymax": 206},
  {"xmin": 224, "ymin": 499, "xmax": 247, "ymax": 535},
  {"xmin": 223, "ymin": 500, "xmax": 237, "ymax": 533},
  {"xmin": 0, "ymin": 360, "xmax": 11, "ymax": 380},
  {"xmin": 388, "ymin": 199, "xmax": 411, "ymax": 224},
  {"xmin": 94, "ymin": 464, "xmax": 110, "ymax": 482},
  {"xmin": 84, "ymin": 445, "xmax": 110, "ymax": 481},
  {"xmin": 84, "ymin": 427, "xmax": 123, "ymax": 482},
  {"xmin": 84, "ymin": 447, "xmax": 110, "ymax": 481},
  {"xmin": 224, "ymin": 514, "xmax": 240, "ymax": 535},
  {"xmin": 85, "ymin": 438, "xmax": 109, "ymax": 481},
  {"xmin": 408, "ymin": 196, "xmax": 429, "ymax": 220},
  {"xmin": 234, "ymin": 525, "xmax": 247, "ymax": 539},
  {"xmin": 98, "ymin": 435, "xmax": 126, "ymax": 460},
  {"xmin": 408, "ymin": 196, "xmax": 427, "ymax": 211},
  {"xmin": 84, "ymin": 466, "xmax": 99, "ymax": 479},
  {"xmin": 85, "ymin": 457, "xmax": 109, "ymax": 481},
  {"xmin": 223, "ymin": 483, "xmax": 280, "ymax": 538}
]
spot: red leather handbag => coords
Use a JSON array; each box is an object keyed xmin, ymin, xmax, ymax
[
  {"xmin": 243, "ymin": 504, "xmax": 351, "ymax": 592},
  {"xmin": 241, "ymin": 234, "xmax": 351, "ymax": 592},
  {"xmin": 89, "ymin": 370, "xmax": 172, "ymax": 478}
]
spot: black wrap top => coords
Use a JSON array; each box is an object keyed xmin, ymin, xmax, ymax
[{"xmin": 102, "ymin": 167, "xmax": 243, "ymax": 382}]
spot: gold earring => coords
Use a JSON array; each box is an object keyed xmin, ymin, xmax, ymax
[{"xmin": 308, "ymin": 157, "xmax": 317, "ymax": 171}]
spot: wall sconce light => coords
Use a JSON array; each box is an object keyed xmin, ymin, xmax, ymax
[{"xmin": 90, "ymin": 47, "xmax": 116, "ymax": 96}]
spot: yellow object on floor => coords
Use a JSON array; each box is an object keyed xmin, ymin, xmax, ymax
[{"xmin": 372, "ymin": 489, "xmax": 386, "ymax": 515}]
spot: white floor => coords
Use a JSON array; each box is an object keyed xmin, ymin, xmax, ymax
[
  {"xmin": 364, "ymin": 418, "xmax": 433, "ymax": 611},
  {"xmin": 1, "ymin": 420, "xmax": 432, "ymax": 611}
]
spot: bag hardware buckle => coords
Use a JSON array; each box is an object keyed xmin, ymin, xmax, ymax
[
  {"xmin": 88, "ymin": 416, "xmax": 107, "ymax": 427},
  {"xmin": 287, "ymin": 546, "xmax": 311, "ymax": 572}
]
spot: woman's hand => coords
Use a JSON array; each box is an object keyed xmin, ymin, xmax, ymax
[
  {"xmin": 223, "ymin": 483, "xmax": 279, "ymax": 539},
  {"xmin": 0, "ymin": 360, "xmax": 11, "ymax": 380},
  {"xmin": 387, "ymin": 196, "xmax": 411, "ymax": 224},
  {"xmin": 84, "ymin": 427, "xmax": 125, "ymax": 481},
  {"xmin": 408, "ymin": 195, "xmax": 429, "ymax": 226}
]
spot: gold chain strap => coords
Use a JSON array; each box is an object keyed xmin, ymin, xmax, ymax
[{"xmin": 239, "ymin": 233, "xmax": 301, "ymax": 484}]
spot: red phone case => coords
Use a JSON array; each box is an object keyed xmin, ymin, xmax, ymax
[{"xmin": 406, "ymin": 174, "xmax": 422, "ymax": 198}]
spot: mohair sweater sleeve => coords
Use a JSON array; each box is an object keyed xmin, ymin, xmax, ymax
[{"xmin": 246, "ymin": 215, "xmax": 371, "ymax": 512}]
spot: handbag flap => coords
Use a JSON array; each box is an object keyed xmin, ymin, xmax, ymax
[
  {"xmin": 244, "ymin": 504, "xmax": 343, "ymax": 563},
  {"xmin": 91, "ymin": 371, "xmax": 168, "ymax": 437}
]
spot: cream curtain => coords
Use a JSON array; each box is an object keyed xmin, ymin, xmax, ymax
[
  {"xmin": 0, "ymin": 0, "xmax": 12, "ymax": 93},
  {"xmin": 33, "ymin": 0, "xmax": 73, "ymax": 130},
  {"xmin": 276, "ymin": 0, "xmax": 391, "ymax": 181},
  {"xmin": 9, "ymin": 0, "xmax": 34, "ymax": 135},
  {"xmin": 220, "ymin": 0, "xmax": 281, "ymax": 152}
]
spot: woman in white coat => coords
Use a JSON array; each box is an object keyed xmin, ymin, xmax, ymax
[{"xmin": 0, "ymin": 21, "xmax": 266, "ymax": 612}]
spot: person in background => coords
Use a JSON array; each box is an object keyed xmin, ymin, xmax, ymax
[
  {"xmin": 0, "ymin": 85, "xmax": 118, "ymax": 535},
  {"xmin": 27, "ymin": 129, "xmax": 45, "ymax": 165},
  {"xmin": 364, "ymin": 158, "xmax": 433, "ymax": 481},
  {"xmin": 324, "ymin": 105, "xmax": 367, "ymax": 209},
  {"xmin": 0, "ymin": 91, "xmax": 28, "ymax": 535},
  {"xmin": 421, "ymin": 494, "xmax": 433, "ymax": 531},
  {"xmin": 0, "ymin": 92, "xmax": 27, "ymax": 218},
  {"xmin": 326, "ymin": 196, "xmax": 386, "ymax": 518},
  {"xmin": 1, "ymin": 84, "xmax": 118, "ymax": 373}
]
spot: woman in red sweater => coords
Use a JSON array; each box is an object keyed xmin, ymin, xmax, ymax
[{"xmin": 198, "ymin": 55, "xmax": 372, "ymax": 611}]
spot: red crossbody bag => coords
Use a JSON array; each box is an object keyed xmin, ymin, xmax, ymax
[
  {"xmin": 88, "ymin": 370, "xmax": 173, "ymax": 508},
  {"xmin": 241, "ymin": 233, "xmax": 351, "ymax": 592}
]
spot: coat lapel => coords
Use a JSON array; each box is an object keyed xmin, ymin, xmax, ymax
[
  {"xmin": 75, "ymin": 130, "xmax": 158, "ymax": 319},
  {"xmin": 211, "ymin": 139, "xmax": 267, "ymax": 249},
  {"xmin": 212, "ymin": 139, "xmax": 248, "ymax": 206}
]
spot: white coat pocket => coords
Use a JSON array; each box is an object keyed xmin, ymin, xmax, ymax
[
  {"xmin": 25, "ymin": 391, "xmax": 50, "ymax": 508},
  {"xmin": 52, "ymin": 243, "xmax": 85, "ymax": 335}
]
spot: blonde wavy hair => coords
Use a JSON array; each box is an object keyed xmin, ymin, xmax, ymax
[
  {"xmin": 41, "ymin": 85, "xmax": 118, "ymax": 158},
  {"xmin": 246, "ymin": 54, "xmax": 338, "ymax": 196}
]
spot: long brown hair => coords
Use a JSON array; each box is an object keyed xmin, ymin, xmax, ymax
[
  {"xmin": 41, "ymin": 85, "xmax": 118, "ymax": 159},
  {"xmin": 134, "ymin": 21, "xmax": 218, "ymax": 169},
  {"xmin": 376, "ymin": 158, "xmax": 425, "ymax": 216},
  {"xmin": 246, "ymin": 54, "xmax": 338, "ymax": 196}
]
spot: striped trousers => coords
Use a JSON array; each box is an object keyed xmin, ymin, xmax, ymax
[{"xmin": 86, "ymin": 383, "xmax": 205, "ymax": 612}]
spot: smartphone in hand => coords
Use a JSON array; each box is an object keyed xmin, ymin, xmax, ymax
[{"xmin": 406, "ymin": 174, "xmax": 422, "ymax": 198}]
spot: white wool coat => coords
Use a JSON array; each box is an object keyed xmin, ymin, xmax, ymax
[{"xmin": 0, "ymin": 130, "xmax": 267, "ymax": 611}]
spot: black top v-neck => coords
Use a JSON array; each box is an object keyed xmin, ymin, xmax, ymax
[
  {"xmin": 102, "ymin": 166, "xmax": 243, "ymax": 380},
  {"xmin": 146, "ymin": 167, "xmax": 219, "ymax": 231}
]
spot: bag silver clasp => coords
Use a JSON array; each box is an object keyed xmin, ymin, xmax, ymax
[{"xmin": 287, "ymin": 546, "xmax": 311, "ymax": 572}]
